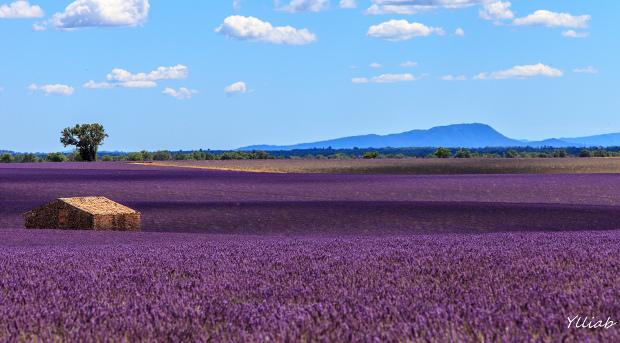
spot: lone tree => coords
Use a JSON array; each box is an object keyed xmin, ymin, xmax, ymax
[{"xmin": 60, "ymin": 124, "xmax": 108, "ymax": 161}]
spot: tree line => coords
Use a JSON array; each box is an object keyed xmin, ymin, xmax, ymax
[
  {"xmin": 3, "ymin": 123, "xmax": 620, "ymax": 163},
  {"xmin": 4, "ymin": 147, "xmax": 620, "ymax": 163}
]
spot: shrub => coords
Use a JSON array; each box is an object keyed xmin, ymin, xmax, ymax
[
  {"xmin": 434, "ymin": 148, "xmax": 452, "ymax": 159},
  {"xmin": 592, "ymin": 149, "xmax": 609, "ymax": 157},
  {"xmin": 67, "ymin": 151, "xmax": 83, "ymax": 162},
  {"xmin": 19, "ymin": 153, "xmax": 38, "ymax": 163},
  {"xmin": 102, "ymin": 155, "xmax": 113, "ymax": 162},
  {"xmin": 363, "ymin": 151, "xmax": 379, "ymax": 159},
  {"xmin": 579, "ymin": 149, "xmax": 592, "ymax": 158},
  {"xmin": 46, "ymin": 153, "xmax": 66, "ymax": 162},
  {"xmin": 505, "ymin": 149, "xmax": 519, "ymax": 158},
  {"xmin": 152, "ymin": 151, "xmax": 172, "ymax": 161},
  {"xmin": 192, "ymin": 151, "xmax": 206, "ymax": 161},
  {"xmin": 126, "ymin": 152, "xmax": 144, "ymax": 161},
  {"xmin": 249, "ymin": 151, "xmax": 270, "ymax": 160},
  {"xmin": 553, "ymin": 149, "xmax": 568, "ymax": 158},
  {"xmin": 140, "ymin": 151, "xmax": 153, "ymax": 161},
  {"xmin": 220, "ymin": 152, "xmax": 245, "ymax": 160},
  {"xmin": 0, "ymin": 153, "xmax": 14, "ymax": 163},
  {"xmin": 174, "ymin": 153, "xmax": 191, "ymax": 160},
  {"xmin": 455, "ymin": 148, "xmax": 472, "ymax": 158}
]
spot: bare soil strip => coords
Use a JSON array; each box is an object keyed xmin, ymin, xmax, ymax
[{"xmin": 136, "ymin": 158, "xmax": 620, "ymax": 175}]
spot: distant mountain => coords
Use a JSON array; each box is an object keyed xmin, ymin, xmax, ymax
[
  {"xmin": 561, "ymin": 133, "xmax": 620, "ymax": 147},
  {"xmin": 240, "ymin": 123, "xmax": 599, "ymax": 151}
]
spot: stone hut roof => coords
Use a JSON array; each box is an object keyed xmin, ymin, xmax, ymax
[{"xmin": 59, "ymin": 197, "xmax": 138, "ymax": 215}]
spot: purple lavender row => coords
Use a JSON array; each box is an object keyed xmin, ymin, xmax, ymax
[{"xmin": 1, "ymin": 229, "xmax": 618, "ymax": 342}]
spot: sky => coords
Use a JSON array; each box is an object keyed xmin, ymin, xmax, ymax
[{"xmin": 0, "ymin": 0, "xmax": 618, "ymax": 152}]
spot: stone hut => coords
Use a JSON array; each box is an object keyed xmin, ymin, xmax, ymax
[{"xmin": 24, "ymin": 197, "xmax": 141, "ymax": 231}]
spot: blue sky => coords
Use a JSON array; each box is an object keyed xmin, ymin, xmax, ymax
[{"xmin": 0, "ymin": 0, "xmax": 618, "ymax": 152}]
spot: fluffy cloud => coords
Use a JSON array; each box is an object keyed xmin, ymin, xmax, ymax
[
  {"xmin": 479, "ymin": 1, "xmax": 513, "ymax": 22},
  {"xmin": 83, "ymin": 80, "xmax": 115, "ymax": 89},
  {"xmin": 163, "ymin": 87, "xmax": 197, "ymax": 100},
  {"xmin": 474, "ymin": 63, "xmax": 563, "ymax": 80},
  {"xmin": 279, "ymin": 0, "xmax": 329, "ymax": 13},
  {"xmin": 339, "ymin": 0, "xmax": 356, "ymax": 9},
  {"xmin": 368, "ymin": 20, "xmax": 444, "ymax": 41},
  {"xmin": 513, "ymin": 10, "xmax": 590, "ymax": 28},
  {"xmin": 400, "ymin": 61, "xmax": 418, "ymax": 68},
  {"xmin": 573, "ymin": 66, "xmax": 597, "ymax": 74},
  {"xmin": 225, "ymin": 81, "xmax": 248, "ymax": 94},
  {"xmin": 366, "ymin": 0, "xmax": 482, "ymax": 15},
  {"xmin": 352, "ymin": 73, "xmax": 416, "ymax": 84},
  {"xmin": 373, "ymin": 73, "xmax": 416, "ymax": 83},
  {"xmin": 28, "ymin": 83, "xmax": 74, "ymax": 96},
  {"xmin": 216, "ymin": 16, "xmax": 317, "ymax": 45},
  {"xmin": 46, "ymin": 0, "xmax": 149, "ymax": 30},
  {"xmin": 84, "ymin": 80, "xmax": 157, "ymax": 88},
  {"xmin": 0, "ymin": 1, "xmax": 43, "ymax": 18},
  {"xmin": 84, "ymin": 65, "xmax": 187, "ymax": 89},
  {"xmin": 562, "ymin": 30, "xmax": 589, "ymax": 38},
  {"xmin": 107, "ymin": 65, "xmax": 188, "ymax": 82},
  {"xmin": 441, "ymin": 74, "xmax": 467, "ymax": 81},
  {"xmin": 454, "ymin": 27, "xmax": 465, "ymax": 36}
]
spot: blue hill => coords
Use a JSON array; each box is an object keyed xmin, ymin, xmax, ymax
[{"xmin": 240, "ymin": 123, "xmax": 585, "ymax": 151}]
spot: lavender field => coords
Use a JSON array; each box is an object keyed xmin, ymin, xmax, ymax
[
  {"xmin": 4, "ymin": 162, "xmax": 620, "ymax": 234},
  {"xmin": 1, "ymin": 230, "xmax": 619, "ymax": 341},
  {"xmin": 1, "ymin": 162, "xmax": 620, "ymax": 341}
]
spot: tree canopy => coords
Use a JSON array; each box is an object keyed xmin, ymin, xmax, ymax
[{"xmin": 60, "ymin": 124, "xmax": 108, "ymax": 162}]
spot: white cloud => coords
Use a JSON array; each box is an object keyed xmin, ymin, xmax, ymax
[
  {"xmin": 479, "ymin": 1, "xmax": 513, "ymax": 22},
  {"xmin": 83, "ymin": 79, "xmax": 160, "ymax": 89},
  {"xmin": 163, "ymin": 87, "xmax": 197, "ymax": 100},
  {"xmin": 373, "ymin": 73, "xmax": 415, "ymax": 83},
  {"xmin": 513, "ymin": 10, "xmax": 590, "ymax": 29},
  {"xmin": 353, "ymin": 73, "xmax": 416, "ymax": 84},
  {"xmin": 32, "ymin": 21, "xmax": 45, "ymax": 30},
  {"xmin": 225, "ymin": 81, "xmax": 248, "ymax": 94},
  {"xmin": 474, "ymin": 63, "xmax": 563, "ymax": 80},
  {"xmin": 366, "ymin": 0, "xmax": 482, "ymax": 15},
  {"xmin": 339, "ymin": 0, "xmax": 356, "ymax": 9},
  {"xmin": 368, "ymin": 20, "xmax": 444, "ymax": 41},
  {"xmin": 562, "ymin": 30, "xmax": 589, "ymax": 39},
  {"xmin": 43, "ymin": 0, "xmax": 149, "ymax": 30},
  {"xmin": 216, "ymin": 16, "xmax": 317, "ymax": 45},
  {"xmin": 106, "ymin": 65, "xmax": 188, "ymax": 83},
  {"xmin": 83, "ymin": 80, "xmax": 114, "ymax": 89},
  {"xmin": 0, "ymin": 1, "xmax": 43, "ymax": 19},
  {"xmin": 28, "ymin": 83, "xmax": 74, "ymax": 96},
  {"xmin": 400, "ymin": 61, "xmax": 418, "ymax": 68},
  {"xmin": 279, "ymin": 0, "xmax": 329, "ymax": 13},
  {"xmin": 573, "ymin": 66, "xmax": 597, "ymax": 74},
  {"xmin": 84, "ymin": 65, "xmax": 187, "ymax": 89},
  {"xmin": 369, "ymin": 62, "xmax": 382, "ymax": 68},
  {"xmin": 454, "ymin": 27, "xmax": 465, "ymax": 37},
  {"xmin": 441, "ymin": 74, "xmax": 467, "ymax": 81}
]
